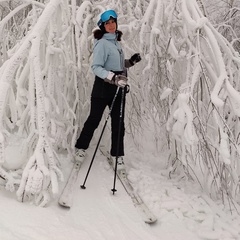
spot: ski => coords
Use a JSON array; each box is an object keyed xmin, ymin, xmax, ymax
[
  {"xmin": 58, "ymin": 161, "xmax": 82, "ymax": 208},
  {"xmin": 100, "ymin": 147, "xmax": 157, "ymax": 224}
]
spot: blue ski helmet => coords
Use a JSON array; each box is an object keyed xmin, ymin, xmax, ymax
[{"xmin": 97, "ymin": 10, "xmax": 118, "ymax": 27}]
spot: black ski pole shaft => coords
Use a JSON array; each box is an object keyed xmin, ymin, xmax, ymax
[
  {"xmin": 81, "ymin": 87, "xmax": 120, "ymax": 189},
  {"xmin": 111, "ymin": 87, "xmax": 125, "ymax": 194}
]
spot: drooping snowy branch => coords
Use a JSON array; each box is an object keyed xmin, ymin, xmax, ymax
[
  {"xmin": 155, "ymin": 0, "xmax": 240, "ymax": 200},
  {"xmin": 0, "ymin": 0, "xmax": 80, "ymax": 206}
]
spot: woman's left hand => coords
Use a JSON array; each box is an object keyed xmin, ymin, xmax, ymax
[{"xmin": 130, "ymin": 53, "xmax": 141, "ymax": 65}]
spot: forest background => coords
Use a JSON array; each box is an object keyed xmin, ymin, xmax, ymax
[{"xmin": 0, "ymin": 0, "xmax": 240, "ymax": 211}]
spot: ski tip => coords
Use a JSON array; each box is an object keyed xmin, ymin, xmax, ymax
[
  {"xmin": 58, "ymin": 201, "xmax": 71, "ymax": 208},
  {"xmin": 144, "ymin": 217, "xmax": 157, "ymax": 224}
]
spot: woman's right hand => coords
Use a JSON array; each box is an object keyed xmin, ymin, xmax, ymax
[
  {"xmin": 104, "ymin": 72, "xmax": 128, "ymax": 88},
  {"xmin": 113, "ymin": 75, "xmax": 128, "ymax": 88}
]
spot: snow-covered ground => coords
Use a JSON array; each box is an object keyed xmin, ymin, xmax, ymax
[{"xmin": 0, "ymin": 141, "xmax": 240, "ymax": 240}]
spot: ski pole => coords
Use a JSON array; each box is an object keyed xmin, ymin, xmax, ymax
[
  {"xmin": 111, "ymin": 87, "xmax": 125, "ymax": 194},
  {"xmin": 80, "ymin": 87, "xmax": 120, "ymax": 189}
]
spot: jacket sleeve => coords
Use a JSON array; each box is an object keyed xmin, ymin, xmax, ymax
[
  {"xmin": 124, "ymin": 59, "xmax": 134, "ymax": 68},
  {"xmin": 91, "ymin": 40, "xmax": 110, "ymax": 79}
]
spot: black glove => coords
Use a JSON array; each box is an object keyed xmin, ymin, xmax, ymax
[{"xmin": 129, "ymin": 53, "xmax": 141, "ymax": 65}]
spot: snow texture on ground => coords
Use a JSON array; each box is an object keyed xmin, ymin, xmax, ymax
[{"xmin": 0, "ymin": 144, "xmax": 240, "ymax": 240}]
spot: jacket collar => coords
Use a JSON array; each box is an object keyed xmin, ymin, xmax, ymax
[{"xmin": 103, "ymin": 33, "xmax": 117, "ymax": 41}]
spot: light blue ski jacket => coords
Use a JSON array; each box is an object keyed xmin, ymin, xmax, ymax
[{"xmin": 91, "ymin": 33, "xmax": 125, "ymax": 79}]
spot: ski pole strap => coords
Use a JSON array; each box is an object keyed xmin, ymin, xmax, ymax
[{"xmin": 125, "ymin": 84, "xmax": 130, "ymax": 93}]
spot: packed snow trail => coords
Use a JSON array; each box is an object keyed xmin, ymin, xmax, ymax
[
  {"xmin": 0, "ymin": 146, "xmax": 240, "ymax": 239},
  {"xmin": 99, "ymin": 146, "xmax": 157, "ymax": 223},
  {"xmin": 0, "ymin": 150, "xmax": 160, "ymax": 240},
  {"xmin": 67, "ymin": 153, "xmax": 159, "ymax": 240}
]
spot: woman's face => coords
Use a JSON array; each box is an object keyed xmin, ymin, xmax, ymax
[{"xmin": 104, "ymin": 19, "xmax": 116, "ymax": 33}]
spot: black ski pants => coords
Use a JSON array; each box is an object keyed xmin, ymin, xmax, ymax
[{"xmin": 75, "ymin": 91, "xmax": 126, "ymax": 156}]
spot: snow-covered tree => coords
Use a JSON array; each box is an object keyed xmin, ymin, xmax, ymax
[
  {"xmin": 1, "ymin": 0, "xmax": 240, "ymax": 207},
  {"xmin": 138, "ymin": 0, "xmax": 240, "ymax": 203},
  {"xmin": 0, "ymin": 0, "xmax": 83, "ymax": 206}
]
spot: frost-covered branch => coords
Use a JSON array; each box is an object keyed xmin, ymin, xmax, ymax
[
  {"xmin": 156, "ymin": 0, "xmax": 240, "ymax": 201},
  {"xmin": 0, "ymin": 0, "xmax": 80, "ymax": 206}
]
